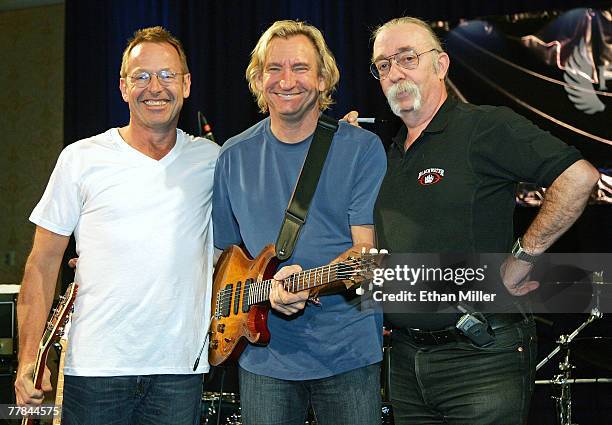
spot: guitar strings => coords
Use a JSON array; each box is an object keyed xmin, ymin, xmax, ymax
[
  {"xmin": 215, "ymin": 259, "xmax": 371, "ymax": 306},
  {"xmin": 214, "ymin": 258, "xmax": 379, "ymax": 307}
]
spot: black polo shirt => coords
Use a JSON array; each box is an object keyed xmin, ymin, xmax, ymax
[{"xmin": 375, "ymin": 96, "xmax": 582, "ymax": 329}]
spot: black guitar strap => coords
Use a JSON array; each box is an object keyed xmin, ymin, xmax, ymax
[{"xmin": 275, "ymin": 114, "xmax": 339, "ymax": 261}]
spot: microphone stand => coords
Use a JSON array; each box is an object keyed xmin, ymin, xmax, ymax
[{"xmin": 535, "ymin": 271, "xmax": 605, "ymax": 425}]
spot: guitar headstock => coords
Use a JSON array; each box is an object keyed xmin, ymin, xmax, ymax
[
  {"xmin": 40, "ymin": 283, "xmax": 78, "ymax": 353},
  {"xmin": 305, "ymin": 246, "xmax": 389, "ymax": 298},
  {"xmin": 343, "ymin": 247, "xmax": 389, "ymax": 294},
  {"xmin": 361, "ymin": 247, "xmax": 388, "ymax": 267}
]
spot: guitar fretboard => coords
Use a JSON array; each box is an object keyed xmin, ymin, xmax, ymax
[
  {"xmin": 215, "ymin": 257, "xmax": 371, "ymax": 316},
  {"xmin": 52, "ymin": 338, "xmax": 67, "ymax": 425}
]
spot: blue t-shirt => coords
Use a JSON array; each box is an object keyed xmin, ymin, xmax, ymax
[{"xmin": 213, "ymin": 117, "xmax": 386, "ymax": 380}]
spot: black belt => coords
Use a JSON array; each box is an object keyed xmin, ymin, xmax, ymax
[{"xmin": 398, "ymin": 314, "xmax": 529, "ymax": 346}]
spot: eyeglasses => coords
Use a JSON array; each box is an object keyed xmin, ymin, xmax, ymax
[
  {"xmin": 127, "ymin": 70, "xmax": 185, "ymax": 88},
  {"xmin": 370, "ymin": 48, "xmax": 439, "ymax": 80}
]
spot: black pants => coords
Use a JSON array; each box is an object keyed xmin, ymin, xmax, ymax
[{"xmin": 390, "ymin": 319, "xmax": 537, "ymax": 425}]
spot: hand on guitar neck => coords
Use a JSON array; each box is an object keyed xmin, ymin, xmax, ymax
[
  {"xmin": 16, "ymin": 282, "xmax": 77, "ymax": 412},
  {"xmin": 208, "ymin": 243, "xmax": 385, "ymax": 366},
  {"xmin": 15, "ymin": 362, "xmax": 52, "ymax": 406},
  {"xmin": 270, "ymin": 264, "xmax": 307, "ymax": 315}
]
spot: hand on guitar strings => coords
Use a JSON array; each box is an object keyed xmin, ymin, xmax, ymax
[
  {"xmin": 15, "ymin": 362, "xmax": 52, "ymax": 406},
  {"xmin": 270, "ymin": 264, "xmax": 310, "ymax": 315}
]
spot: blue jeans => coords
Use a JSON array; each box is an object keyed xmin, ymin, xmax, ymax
[
  {"xmin": 62, "ymin": 374, "xmax": 203, "ymax": 425},
  {"xmin": 239, "ymin": 363, "xmax": 381, "ymax": 425},
  {"xmin": 390, "ymin": 319, "xmax": 537, "ymax": 425}
]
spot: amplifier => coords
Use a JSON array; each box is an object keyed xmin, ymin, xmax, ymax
[{"xmin": 0, "ymin": 285, "xmax": 19, "ymax": 357}]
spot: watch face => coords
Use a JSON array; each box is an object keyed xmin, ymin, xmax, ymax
[{"xmin": 512, "ymin": 239, "xmax": 522, "ymax": 256}]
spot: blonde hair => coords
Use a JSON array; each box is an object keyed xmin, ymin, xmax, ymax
[
  {"xmin": 372, "ymin": 17, "xmax": 443, "ymax": 73},
  {"xmin": 120, "ymin": 26, "xmax": 189, "ymax": 77},
  {"xmin": 246, "ymin": 20, "xmax": 340, "ymax": 113}
]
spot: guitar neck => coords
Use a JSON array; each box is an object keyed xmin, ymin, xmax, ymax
[
  {"xmin": 21, "ymin": 342, "xmax": 52, "ymax": 425},
  {"xmin": 248, "ymin": 259, "xmax": 360, "ymax": 305},
  {"xmin": 31, "ymin": 343, "xmax": 47, "ymax": 390},
  {"xmin": 19, "ymin": 283, "xmax": 76, "ymax": 425},
  {"xmin": 52, "ymin": 339, "xmax": 67, "ymax": 425}
]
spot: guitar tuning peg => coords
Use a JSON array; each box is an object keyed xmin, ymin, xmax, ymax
[
  {"xmin": 379, "ymin": 249, "xmax": 388, "ymax": 254},
  {"xmin": 355, "ymin": 287, "xmax": 365, "ymax": 296},
  {"xmin": 369, "ymin": 248, "xmax": 379, "ymax": 254}
]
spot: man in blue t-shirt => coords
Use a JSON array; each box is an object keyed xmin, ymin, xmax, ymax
[{"xmin": 213, "ymin": 20, "xmax": 386, "ymax": 425}]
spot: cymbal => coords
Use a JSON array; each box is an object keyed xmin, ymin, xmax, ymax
[
  {"xmin": 532, "ymin": 264, "xmax": 612, "ymax": 312},
  {"xmin": 572, "ymin": 337, "xmax": 612, "ymax": 371}
]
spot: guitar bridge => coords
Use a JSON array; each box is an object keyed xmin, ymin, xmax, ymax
[{"xmin": 215, "ymin": 284, "xmax": 234, "ymax": 319}]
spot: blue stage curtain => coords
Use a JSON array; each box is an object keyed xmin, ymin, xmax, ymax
[{"xmin": 63, "ymin": 0, "xmax": 591, "ymax": 145}]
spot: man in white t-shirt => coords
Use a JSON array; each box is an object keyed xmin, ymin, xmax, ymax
[{"xmin": 15, "ymin": 26, "xmax": 219, "ymax": 425}]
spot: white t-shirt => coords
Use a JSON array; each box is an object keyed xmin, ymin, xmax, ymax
[{"xmin": 30, "ymin": 128, "xmax": 219, "ymax": 376}]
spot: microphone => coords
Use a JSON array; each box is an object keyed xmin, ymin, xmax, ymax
[
  {"xmin": 356, "ymin": 117, "xmax": 388, "ymax": 124},
  {"xmin": 197, "ymin": 111, "xmax": 216, "ymax": 143}
]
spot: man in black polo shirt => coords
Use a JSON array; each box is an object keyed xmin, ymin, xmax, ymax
[{"xmin": 347, "ymin": 16, "xmax": 600, "ymax": 425}]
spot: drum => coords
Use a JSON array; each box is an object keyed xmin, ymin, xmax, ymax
[
  {"xmin": 201, "ymin": 392, "xmax": 241, "ymax": 425},
  {"xmin": 573, "ymin": 336, "xmax": 612, "ymax": 371}
]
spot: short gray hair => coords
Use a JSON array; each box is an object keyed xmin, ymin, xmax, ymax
[{"xmin": 372, "ymin": 17, "xmax": 443, "ymax": 73}]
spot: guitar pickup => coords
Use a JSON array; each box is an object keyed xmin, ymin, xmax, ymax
[
  {"xmin": 219, "ymin": 284, "xmax": 233, "ymax": 317},
  {"xmin": 243, "ymin": 279, "xmax": 252, "ymax": 313},
  {"xmin": 233, "ymin": 281, "xmax": 242, "ymax": 315}
]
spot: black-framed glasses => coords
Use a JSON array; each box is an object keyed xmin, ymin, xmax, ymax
[
  {"xmin": 127, "ymin": 70, "xmax": 185, "ymax": 88},
  {"xmin": 370, "ymin": 48, "xmax": 439, "ymax": 80}
]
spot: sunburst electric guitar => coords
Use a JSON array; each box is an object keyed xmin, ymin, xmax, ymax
[
  {"xmin": 22, "ymin": 283, "xmax": 77, "ymax": 425},
  {"xmin": 208, "ymin": 244, "xmax": 385, "ymax": 366}
]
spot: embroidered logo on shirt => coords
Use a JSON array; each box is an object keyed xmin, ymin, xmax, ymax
[{"xmin": 417, "ymin": 168, "xmax": 445, "ymax": 186}]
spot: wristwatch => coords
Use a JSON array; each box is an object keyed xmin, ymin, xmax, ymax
[{"xmin": 511, "ymin": 237, "xmax": 539, "ymax": 264}]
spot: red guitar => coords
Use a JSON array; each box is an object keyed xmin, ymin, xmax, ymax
[
  {"xmin": 22, "ymin": 282, "xmax": 77, "ymax": 425},
  {"xmin": 208, "ymin": 244, "xmax": 384, "ymax": 366}
]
